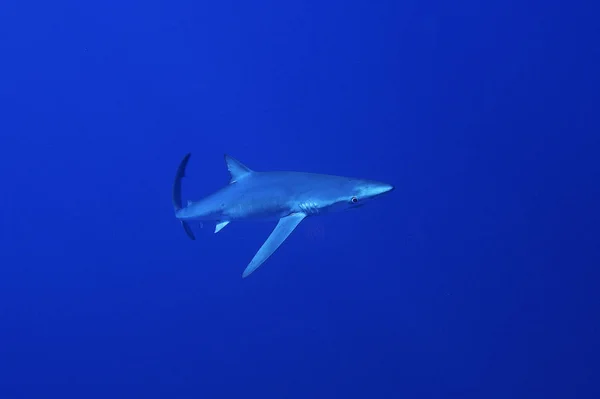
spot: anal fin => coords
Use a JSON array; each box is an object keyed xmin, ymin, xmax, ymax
[
  {"xmin": 242, "ymin": 212, "xmax": 307, "ymax": 278},
  {"xmin": 214, "ymin": 221, "xmax": 230, "ymax": 234}
]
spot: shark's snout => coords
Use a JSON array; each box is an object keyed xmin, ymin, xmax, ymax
[
  {"xmin": 380, "ymin": 183, "xmax": 395, "ymax": 194},
  {"xmin": 361, "ymin": 181, "xmax": 394, "ymax": 198}
]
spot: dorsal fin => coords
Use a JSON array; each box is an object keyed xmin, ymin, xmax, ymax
[{"xmin": 224, "ymin": 154, "xmax": 253, "ymax": 183}]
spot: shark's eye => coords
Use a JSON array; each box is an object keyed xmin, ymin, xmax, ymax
[{"xmin": 351, "ymin": 196, "xmax": 358, "ymax": 203}]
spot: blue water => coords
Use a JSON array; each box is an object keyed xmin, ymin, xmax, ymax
[{"xmin": 1, "ymin": 0, "xmax": 599, "ymax": 398}]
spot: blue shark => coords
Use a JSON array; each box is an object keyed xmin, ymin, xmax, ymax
[{"xmin": 172, "ymin": 153, "xmax": 394, "ymax": 278}]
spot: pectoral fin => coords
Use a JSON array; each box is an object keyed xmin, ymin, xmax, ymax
[{"xmin": 242, "ymin": 212, "xmax": 307, "ymax": 278}]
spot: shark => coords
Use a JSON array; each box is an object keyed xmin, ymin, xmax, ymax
[{"xmin": 172, "ymin": 153, "xmax": 394, "ymax": 278}]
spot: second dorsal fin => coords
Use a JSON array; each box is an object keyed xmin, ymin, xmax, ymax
[{"xmin": 224, "ymin": 154, "xmax": 253, "ymax": 183}]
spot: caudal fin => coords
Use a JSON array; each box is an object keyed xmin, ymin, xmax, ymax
[{"xmin": 172, "ymin": 153, "xmax": 196, "ymax": 240}]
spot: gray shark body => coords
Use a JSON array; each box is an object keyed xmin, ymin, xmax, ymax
[{"xmin": 172, "ymin": 153, "xmax": 394, "ymax": 278}]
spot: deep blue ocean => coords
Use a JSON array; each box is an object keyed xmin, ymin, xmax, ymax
[{"xmin": 1, "ymin": 0, "xmax": 598, "ymax": 398}]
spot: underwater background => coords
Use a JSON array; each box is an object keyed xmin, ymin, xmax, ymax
[{"xmin": 1, "ymin": 0, "xmax": 598, "ymax": 398}]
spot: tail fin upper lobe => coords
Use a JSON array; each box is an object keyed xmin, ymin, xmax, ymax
[{"xmin": 172, "ymin": 153, "xmax": 196, "ymax": 240}]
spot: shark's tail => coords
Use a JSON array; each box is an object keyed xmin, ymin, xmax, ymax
[{"xmin": 172, "ymin": 152, "xmax": 196, "ymax": 240}]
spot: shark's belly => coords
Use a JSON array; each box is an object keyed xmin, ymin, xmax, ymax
[
  {"xmin": 177, "ymin": 191, "xmax": 291, "ymax": 222},
  {"xmin": 222, "ymin": 197, "xmax": 291, "ymax": 221},
  {"xmin": 178, "ymin": 174, "xmax": 313, "ymax": 222},
  {"xmin": 217, "ymin": 183, "xmax": 294, "ymax": 221}
]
